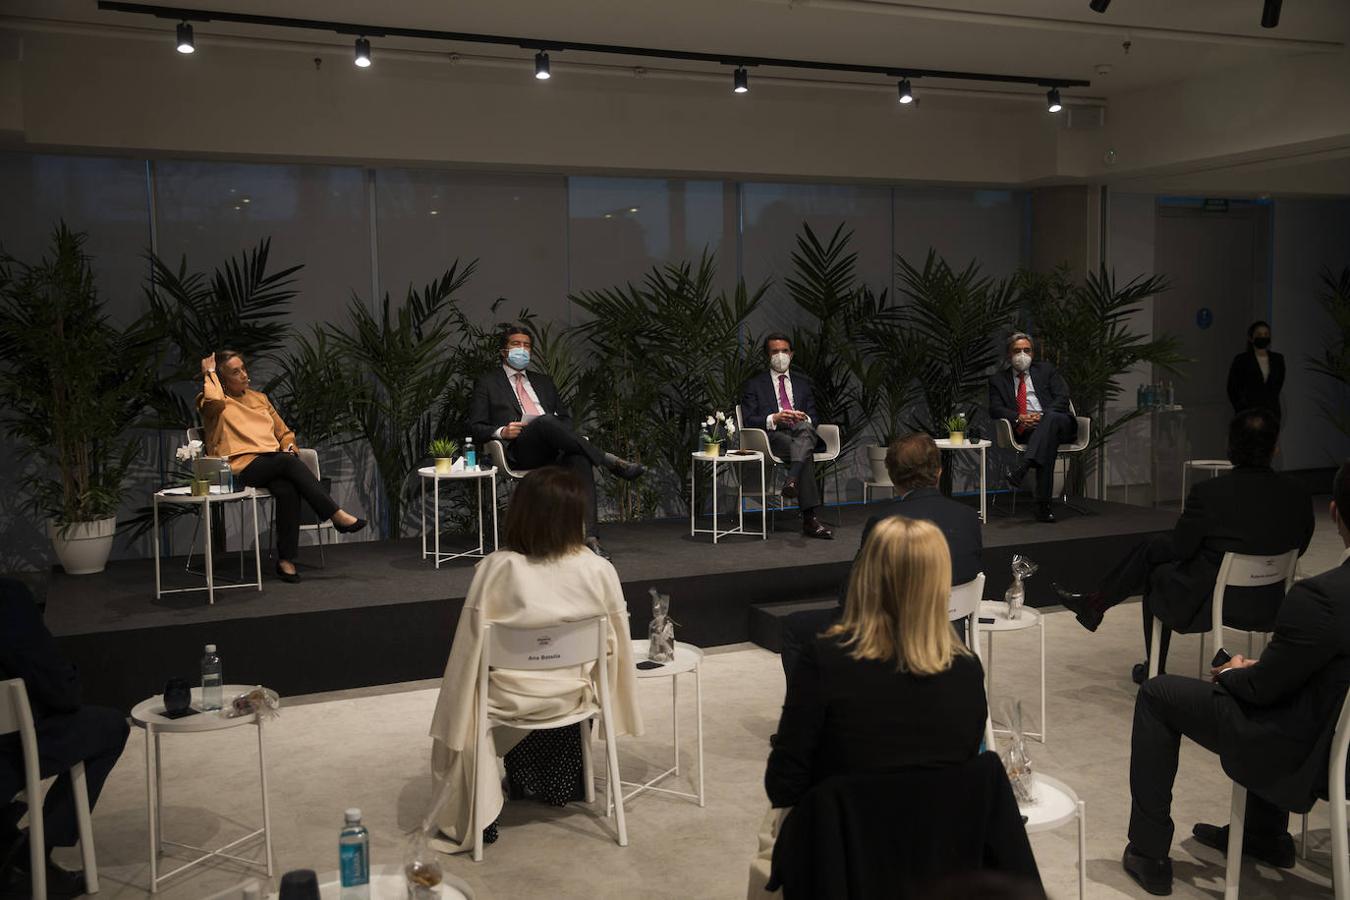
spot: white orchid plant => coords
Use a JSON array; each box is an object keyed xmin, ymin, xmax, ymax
[
  {"xmin": 175, "ymin": 439, "xmax": 204, "ymax": 463},
  {"xmin": 699, "ymin": 410, "xmax": 736, "ymax": 445}
]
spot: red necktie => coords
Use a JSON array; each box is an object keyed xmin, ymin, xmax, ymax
[
  {"xmin": 777, "ymin": 374, "xmax": 794, "ymax": 411},
  {"xmin": 1015, "ymin": 373, "xmax": 1028, "ymax": 434}
]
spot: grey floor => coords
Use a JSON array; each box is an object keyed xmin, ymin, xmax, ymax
[{"xmin": 50, "ymin": 504, "xmax": 1348, "ymax": 899}]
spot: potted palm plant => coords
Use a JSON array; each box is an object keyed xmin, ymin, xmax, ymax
[
  {"xmin": 0, "ymin": 224, "xmax": 157, "ymax": 574},
  {"xmin": 429, "ymin": 438, "xmax": 459, "ymax": 474}
]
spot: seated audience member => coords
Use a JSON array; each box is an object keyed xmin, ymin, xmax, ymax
[
  {"xmin": 468, "ymin": 323, "xmax": 645, "ymax": 559},
  {"xmin": 987, "ymin": 332, "xmax": 1077, "ymax": 523},
  {"xmin": 427, "ymin": 467, "xmax": 642, "ymax": 852},
  {"xmin": 198, "ymin": 351, "xmax": 366, "ymax": 583},
  {"xmin": 778, "ymin": 433, "xmax": 983, "ymax": 676},
  {"xmin": 1120, "ymin": 459, "xmax": 1350, "ymax": 897},
  {"xmin": 0, "ymin": 579, "xmax": 129, "ymax": 898},
  {"xmin": 1053, "ymin": 409, "xmax": 1314, "ymax": 683},
  {"xmin": 748, "ymin": 516, "xmax": 988, "ymax": 893},
  {"xmin": 739, "ymin": 333, "xmax": 833, "ymax": 540}
]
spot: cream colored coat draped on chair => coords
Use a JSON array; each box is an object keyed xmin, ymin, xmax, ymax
[{"xmin": 428, "ymin": 548, "xmax": 642, "ymax": 849}]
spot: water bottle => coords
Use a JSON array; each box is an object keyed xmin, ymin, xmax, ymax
[
  {"xmin": 464, "ymin": 436, "xmax": 477, "ymax": 471},
  {"xmin": 339, "ymin": 808, "xmax": 370, "ymax": 896},
  {"xmin": 200, "ymin": 644, "xmax": 222, "ymax": 711}
]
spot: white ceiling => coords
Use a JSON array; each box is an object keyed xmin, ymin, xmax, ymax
[{"xmin": 6, "ymin": 0, "xmax": 1348, "ymax": 100}]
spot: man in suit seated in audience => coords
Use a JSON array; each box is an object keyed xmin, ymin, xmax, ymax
[
  {"xmin": 778, "ymin": 433, "xmax": 982, "ymax": 676},
  {"xmin": 1053, "ymin": 408, "xmax": 1315, "ymax": 684},
  {"xmin": 739, "ymin": 333, "xmax": 832, "ymax": 541},
  {"xmin": 987, "ymin": 332, "xmax": 1077, "ymax": 523},
  {"xmin": 0, "ymin": 578, "xmax": 129, "ymax": 898},
  {"xmin": 468, "ymin": 323, "xmax": 645, "ymax": 558},
  {"xmin": 1118, "ymin": 459, "xmax": 1350, "ymax": 896}
]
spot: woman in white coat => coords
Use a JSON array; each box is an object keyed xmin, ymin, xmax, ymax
[{"xmin": 428, "ymin": 466, "xmax": 642, "ymax": 850}]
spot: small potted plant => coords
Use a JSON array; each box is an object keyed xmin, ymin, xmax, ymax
[
  {"xmin": 429, "ymin": 438, "xmax": 459, "ymax": 474},
  {"xmin": 946, "ymin": 413, "xmax": 967, "ymax": 445},
  {"xmin": 699, "ymin": 411, "xmax": 735, "ymax": 456},
  {"xmin": 176, "ymin": 440, "xmax": 212, "ymax": 495}
]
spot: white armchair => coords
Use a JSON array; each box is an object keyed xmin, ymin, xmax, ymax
[
  {"xmin": 734, "ymin": 405, "xmax": 842, "ymax": 527},
  {"xmin": 992, "ymin": 403, "xmax": 1092, "ymax": 514}
]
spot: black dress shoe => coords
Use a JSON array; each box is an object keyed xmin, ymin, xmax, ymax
[
  {"xmin": 1192, "ymin": 823, "xmax": 1296, "ymax": 869},
  {"xmin": 1132, "ymin": 662, "xmax": 1149, "ymax": 685},
  {"xmin": 802, "ymin": 520, "xmax": 833, "ymax": 540},
  {"xmin": 1051, "ymin": 583, "xmax": 1103, "ymax": 632},
  {"xmin": 610, "ymin": 460, "xmax": 646, "ymax": 481},
  {"xmin": 1003, "ymin": 464, "xmax": 1027, "ymax": 492},
  {"xmin": 1034, "ymin": 502, "xmax": 1056, "ymax": 523},
  {"xmin": 1122, "ymin": 844, "xmax": 1173, "ymax": 896},
  {"xmin": 781, "ymin": 478, "xmax": 799, "ymax": 500},
  {"xmin": 3, "ymin": 844, "xmax": 87, "ymax": 899},
  {"xmin": 333, "ymin": 516, "xmax": 367, "ymax": 534},
  {"xmin": 274, "ymin": 563, "xmax": 301, "ymax": 584}
]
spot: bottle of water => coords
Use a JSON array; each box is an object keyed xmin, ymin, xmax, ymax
[
  {"xmin": 339, "ymin": 808, "xmax": 370, "ymax": 897},
  {"xmin": 464, "ymin": 436, "xmax": 477, "ymax": 470},
  {"xmin": 200, "ymin": 644, "xmax": 223, "ymax": 711}
]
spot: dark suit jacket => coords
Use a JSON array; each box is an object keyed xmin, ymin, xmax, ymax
[
  {"xmin": 987, "ymin": 360, "xmax": 1071, "ymax": 423},
  {"xmin": 766, "ymin": 634, "xmax": 987, "ymax": 809},
  {"xmin": 1154, "ymin": 465, "xmax": 1315, "ymax": 633},
  {"xmin": 859, "ymin": 486, "xmax": 983, "ymax": 588},
  {"xmin": 0, "ymin": 578, "xmax": 81, "ymax": 722},
  {"xmin": 467, "ymin": 367, "xmax": 573, "ymax": 448},
  {"xmin": 1219, "ymin": 557, "xmax": 1350, "ymax": 813},
  {"xmin": 1226, "ymin": 349, "xmax": 1285, "ymax": 418},
  {"xmin": 740, "ymin": 370, "xmax": 821, "ymax": 435}
]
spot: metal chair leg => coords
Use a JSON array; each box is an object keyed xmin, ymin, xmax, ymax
[{"xmin": 316, "ymin": 525, "xmax": 326, "ymax": 568}]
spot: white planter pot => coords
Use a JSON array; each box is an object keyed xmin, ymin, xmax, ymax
[
  {"xmin": 47, "ymin": 516, "xmax": 117, "ymax": 575},
  {"xmin": 866, "ymin": 445, "xmax": 891, "ymax": 485}
]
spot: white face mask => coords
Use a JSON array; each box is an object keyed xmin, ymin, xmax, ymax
[
  {"xmin": 769, "ymin": 351, "xmax": 791, "ymax": 374},
  {"xmin": 1011, "ymin": 351, "xmax": 1032, "ymax": 372}
]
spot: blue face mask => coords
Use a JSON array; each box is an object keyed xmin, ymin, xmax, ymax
[{"xmin": 506, "ymin": 347, "xmax": 530, "ymax": 370}]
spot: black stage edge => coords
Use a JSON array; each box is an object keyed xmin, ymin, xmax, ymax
[{"xmin": 46, "ymin": 497, "xmax": 1174, "ymax": 711}]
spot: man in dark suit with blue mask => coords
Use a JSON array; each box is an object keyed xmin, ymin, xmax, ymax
[{"xmin": 740, "ymin": 333, "xmax": 832, "ymax": 540}]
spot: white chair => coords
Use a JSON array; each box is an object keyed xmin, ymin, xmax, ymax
[
  {"xmin": 1225, "ymin": 687, "xmax": 1350, "ymax": 899},
  {"xmin": 0, "ymin": 678, "xmax": 99, "ymax": 899},
  {"xmin": 1146, "ymin": 550, "xmax": 1298, "ymax": 680},
  {"xmin": 485, "ymin": 439, "xmax": 531, "ymax": 481},
  {"xmin": 472, "ymin": 616, "xmax": 628, "ymax": 861},
  {"xmin": 734, "ymin": 406, "xmax": 842, "ymax": 527},
  {"xmin": 993, "ymin": 403, "xmax": 1092, "ymax": 514},
  {"xmin": 950, "ymin": 574, "xmax": 995, "ymax": 751}
]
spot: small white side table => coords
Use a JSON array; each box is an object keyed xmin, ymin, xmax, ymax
[
  {"xmin": 934, "ymin": 438, "xmax": 992, "ymax": 523},
  {"xmin": 862, "ymin": 480, "xmax": 895, "ymax": 503},
  {"xmin": 279, "ymin": 863, "xmax": 475, "ymax": 899},
  {"xmin": 1182, "ymin": 458, "xmax": 1233, "ymax": 500},
  {"xmin": 130, "ymin": 685, "xmax": 273, "ymax": 893},
  {"xmin": 613, "ymin": 640, "xmax": 705, "ymax": 807},
  {"xmin": 1020, "ymin": 773, "xmax": 1087, "ymax": 900},
  {"xmin": 979, "ymin": 600, "xmax": 1046, "ymax": 743},
  {"xmin": 153, "ymin": 486, "xmax": 262, "ymax": 604},
  {"xmin": 418, "ymin": 466, "xmax": 499, "ymax": 567},
  {"xmin": 689, "ymin": 450, "xmax": 766, "ymax": 543}
]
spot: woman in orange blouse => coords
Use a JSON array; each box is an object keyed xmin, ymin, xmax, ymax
[{"xmin": 198, "ymin": 351, "xmax": 365, "ymax": 583}]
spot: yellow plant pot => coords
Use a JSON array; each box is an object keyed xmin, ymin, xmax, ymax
[
  {"xmin": 191, "ymin": 478, "xmax": 212, "ymax": 496},
  {"xmin": 948, "ymin": 431, "xmax": 965, "ymax": 445},
  {"xmin": 434, "ymin": 457, "xmax": 454, "ymax": 474},
  {"xmin": 702, "ymin": 441, "xmax": 722, "ymax": 457}
]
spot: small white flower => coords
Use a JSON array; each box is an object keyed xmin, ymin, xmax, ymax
[
  {"xmin": 726, "ymin": 421, "xmax": 736, "ymax": 434},
  {"xmin": 175, "ymin": 445, "xmax": 191, "ymax": 462},
  {"xmin": 190, "ymin": 439, "xmax": 203, "ymax": 452},
  {"xmin": 715, "ymin": 411, "xmax": 726, "ymax": 421},
  {"xmin": 706, "ymin": 416, "xmax": 715, "ymax": 426}
]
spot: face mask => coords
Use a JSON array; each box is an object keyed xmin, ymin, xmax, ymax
[
  {"xmin": 506, "ymin": 347, "xmax": 530, "ymax": 370},
  {"xmin": 769, "ymin": 352, "xmax": 791, "ymax": 374},
  {"xmin": 1011, "ymin": 352, "xmax": 1032, "ymax": 372},
  {"xmin": 1252, "ymin": 336, "xmax": 1271, "ymax": 350}
]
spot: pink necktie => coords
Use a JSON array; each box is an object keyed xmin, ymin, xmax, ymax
[
  {"xmin": 777, "ymin": 374, "xmax": 794, "ymax": 411},
  {"xmin": 514, "ymin": 373, "xmax": 542, "ymax": 416}
]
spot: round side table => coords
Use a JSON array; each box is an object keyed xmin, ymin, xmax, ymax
[
  {"xmin": 934, "ymin": 438, "xmax": 993, "ymax": 523},
  {"xmin": 1182, "ymin": 459, "xmax": 1233, "ymax": 500},
  {"xmin": 153, "ymin": 486, "xmax": 262, "ymax": 604},
  {"xmin": 979, "ymin": 600, "xmax": 1046, "ymax": 743},
  {"xmin": 689, "ymin": 450, "xmax": 766, "ymax": 543},
  {"xmin": 130, "ymin": 685, "xmax": 274, "ymax": 893},
  {"xmin": 280, "ymin": 863, "xmax": 475, "ymax": 899},
  {"xmin": 1020, "ymin": 773, "xmax": 1086, "ymax": 899},
  {"xmin": 612, "ymin": 640, "xmax": 705, "ymax": 808},
  {"xmin": 418, "ymin": 466, "xmax": 499, "ymax": 567}
]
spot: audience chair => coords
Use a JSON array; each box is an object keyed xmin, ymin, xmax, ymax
[
  {"xmin": 992, "ymin": 403, "xmax": 1092, "ymax": 515},
  {"xmin": 950, "ymin": 574, "xmax": 995, "ymax": 751},
  {"xmin": 471, "ymin": 616, "xmax": 628, "ymax": 861},
  {"xmin": 733, "ymin": 406, "xmax": 842, "ymax": 528},
  {"xmin": 1146, "ymin": 550, "xmax": 1298, "ymax": 681},
  {"xmin": 1, "ymin": 678, "xmax": 100, "ymax": 899},
  {"xmin": 1227, "ymin": 687, "xmax": 1350, "ymax": 900}
]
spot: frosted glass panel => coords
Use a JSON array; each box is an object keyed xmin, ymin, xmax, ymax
[{"xmin": 893, "ymin": 187, "xmax": 1028, "ymax": 279}]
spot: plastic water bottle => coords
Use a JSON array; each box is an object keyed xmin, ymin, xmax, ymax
[
  {"xmin": 200, "ymin": 644, "xmax": 222, "ymax": 711},
  {"xmin": 339, "ymin": 808, "xmax": 370, "ymax": 897},
  {"xmin": 464, "ymin": 436, "xmax": 477, "ymax": 471}
]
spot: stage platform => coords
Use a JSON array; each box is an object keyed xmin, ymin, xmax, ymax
[{"xmin": 46, "ymin": 497, "xmax": 1175, "ymax": 710}]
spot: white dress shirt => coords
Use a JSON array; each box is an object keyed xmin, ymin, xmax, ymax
[
  {"xmin": 1013, "ymin": 370, "xmax": 1043, "ymax": 414},
  {"xmin": 765, "ymin": 370, "xmax": 812, "ymax": 430},
  {"xmin": 494, "ymin": 364, "xmax": 547, "ymax": 439}
]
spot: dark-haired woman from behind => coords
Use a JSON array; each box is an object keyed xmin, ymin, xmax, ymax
[
  {"xmin": 428, "ymin": 466, "xmax": 642, "ymax": 853},
  {"xmin": 1226, "ymin": 320, "xmax": 1285, "ymax": 420}
]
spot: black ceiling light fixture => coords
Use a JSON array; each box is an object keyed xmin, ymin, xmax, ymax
[
  {"xmin": 175, "ymin": 21, "xmax": 194, "ymax": 53},
  {"xmin": 1261, "ymin": 0, "xmax": 1282, "ymax": 28},
  {"xmin": 897, "ymin": 78, "xmax": 913, "ymax": 104},
  {"xmin": 353, "ymin": 36, "xmax": 371, "ymax": 67},
  {"xmin": 733, "ymin": 66, "xmax": 748, "ymax": 93},
  {"xmin": 1046, "ymin": 87, "xmax": 1063, "ymax": 113},
  {"xmin": 534, "ymin": 50, "xmax": 551, "ymax": 79},
  {"xmin": 1088, "ymin": 0, "xmax": 1111, "ymax": 12}
]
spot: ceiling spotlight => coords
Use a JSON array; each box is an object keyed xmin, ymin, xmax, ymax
[
  {"xmin": 175, "ymin": 22, "xmax": 194, "ymax": 54},
  {"xmin": 1261, "ymin": 0, "xmax": 1282, "ymax": 28},
  {"xmin": 354, "ymin": 37, "xmax": 371, "ymax": 68},
  {"xmin": 1046, "ymin": 87, "xmax": 1063, "ymax": 113},
  {"xmin": 1088, "ymin": 0, "xmax": 1111, "ymax": 12},
  {"xmin": 897, "ymin": 78, "xmax": 914, "ymax": 104},
  {"xmin": 733, "ymin": 67, "xmax": 749, "ymax": 93},
  {"xmin": 535, "ymin": 51, "xmax": 551, "ymax": 80}
]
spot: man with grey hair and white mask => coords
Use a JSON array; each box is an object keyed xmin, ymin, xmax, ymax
[{"xmin": 987, "ymin": 332, "xmax": 1076, "ymax": 523}]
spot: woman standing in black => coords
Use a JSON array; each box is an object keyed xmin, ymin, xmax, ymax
[{"xmin": 1226, "ymin": 320, "xmax": 1285, "ymax": 420}]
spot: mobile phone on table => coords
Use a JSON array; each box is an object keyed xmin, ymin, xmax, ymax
[{"xmin": 1211, "ymin": 647, "xmax": 1232, "ymax": 669}]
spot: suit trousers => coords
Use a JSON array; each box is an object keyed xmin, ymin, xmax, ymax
[
  {"xmin": 768, "ymin": 421, "xmax": 820, "ymax": 512},
  {"xmin": 1095, "ymin": 534, "xmax": 1188, "ymax": 669},
  {"xmin": 507, "ymin": 415, "xmax": 605, "ymax": 530},
  {"xmin": 0, "ymin": 705, "xmax": 130, "ymax": 848},
  {"xmin": 240, "ymin": 452, "xmax": 340, "ymax": 562},
  {"xmin": 1129, "ymin": 674, "xmax": 1288, "ymax": 859},
  {"xmin": 1018, "ymin": 411, "xmax": 1077, "ymax": 501}
]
